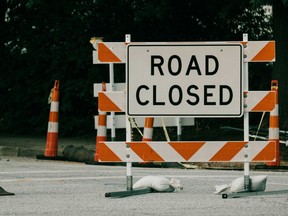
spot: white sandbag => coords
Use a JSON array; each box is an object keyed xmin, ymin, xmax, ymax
[
  {"xmin": 250, "ymin": 175, "xmax": 267, "ymax": 192},
  {"xmin": 214, "ymin": 175, "xmax": 267, "ymax": 194},
  {"xmin": 133, "ymin": 175, "xmax": 183, "ymax": 192},
  {"xmin": 229, "ymin": 177, "xmax": 246, "ymax": 192},
  {"xmin": 230, "ymin": 175, "xmax": 267, "ymax": 193}
]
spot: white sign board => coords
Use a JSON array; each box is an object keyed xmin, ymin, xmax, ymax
[{"xmin": 127, "ymin": 44, "xmax": 243, "ymax": 117}]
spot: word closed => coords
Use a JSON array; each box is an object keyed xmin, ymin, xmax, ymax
[{"xmin": 127, "ymin": 44, "xmax": 243, "ymax": 117}]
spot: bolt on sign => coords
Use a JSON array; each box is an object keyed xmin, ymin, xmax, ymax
[{"xmin": 127, "ymin": 43, "xmax": 243, "ymax": 117}]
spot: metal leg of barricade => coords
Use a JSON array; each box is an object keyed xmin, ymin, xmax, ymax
[
  {"xmin": 0, "ymin": 187, "xmax": 15, "ymax": 196},
  {"xmin": 105, "ymin": 188, "xmax": 154, "ymax": 198},
  {"xmin": 243, "ymin": 33, "xmax": 251, "ymax": 193},
  {"xmin": 222, "ymin": 189, "xmax": 288, "ymax": 199}
]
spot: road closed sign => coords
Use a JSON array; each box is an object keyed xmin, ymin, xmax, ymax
[{"xmin": 127, "ymin": 43, "xmax": 243, "ymax": 117}]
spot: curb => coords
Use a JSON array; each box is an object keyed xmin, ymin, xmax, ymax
[{"xmin": 0, "ymin": 146, "xmax": 43, "ymax": 158}]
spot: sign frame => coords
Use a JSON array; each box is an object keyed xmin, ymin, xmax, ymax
[{"xmin": 127, "ymin": 43, "xmax": 243, "ymax": 117}]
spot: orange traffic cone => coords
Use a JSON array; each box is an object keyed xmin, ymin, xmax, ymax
[
  {"xmin": 138, "ymin": 117, "xmax": 154, "ymax": 165},
  {"xmin": 44, "ymin": 80, "xmax": 60, "ymax": 157},
  {"xmin": 267, "ymin": 80, "xmax": 280, "ymax": 166},
  {"xmin": 94, "ymin": 82, "xmax": 107, "ymax": 161},
  {"xmin": 142, "ymin": 118, "xmax": 154, "ymax": 141}
]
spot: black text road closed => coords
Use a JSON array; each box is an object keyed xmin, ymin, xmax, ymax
[{"xmin": 127, "ymin": 44, "xmax": 243, "ymax": 117}]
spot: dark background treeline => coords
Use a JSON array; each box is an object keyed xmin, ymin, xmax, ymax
[{"xmin": 0, "ymin": 0, "xmax": 287, "ymax": 139}]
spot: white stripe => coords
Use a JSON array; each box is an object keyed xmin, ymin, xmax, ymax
[
  {"xmin": 50, "ymin": 101, "xmax": 59, "ymax": 112},
  {"xmin": 269, "ymin": 128, "xmax": 279, "ymax": 139},
  {"xmin": 189, "ymin": 142, "xmax": 226, "ymax": 162},
  {"xmin": 143, "ymin": 128, "xmax": 153, "ymax": 139},
  {"xmin": 47, "ymin": 122, "xmax": 58, "ymax": 133},
  {"xmin": 270, "ymin": 104, "xmax": 279, "ymax": 116},
  {"xmin": 148, "ymin": 142, "xmax": 184, "ymax": 162},
  {"xmin": 97, "ymin": 126, "xmax": 107, "ymax": 136}
]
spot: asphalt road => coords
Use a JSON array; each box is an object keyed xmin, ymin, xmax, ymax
[{"xmin": 0, "ymin": 157, "xmax": 288, "ymax": 216}]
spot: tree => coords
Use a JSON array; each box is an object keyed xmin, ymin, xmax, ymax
[
  {"xmin": 250, "ymin": 0, "xmax": 288, "ymax": 130},
  {"xmin": 272, "ymin": 0, "xmax": 288, "ymax": 129},
  {"xmin": 0, "ymin": 0, "xmax": 276, "ymax": 136}
]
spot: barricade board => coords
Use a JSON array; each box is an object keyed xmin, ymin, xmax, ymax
[
  {"xmin": 244, "ymin": 91, "xmax": 275, "ymax": 112},
  {"xmin": 97, "ymin": 141, "xmax": 276, "ymax": 162},
  {"xmin": 92, "ymin": 41, "xmax": 275, "ymax": 64},
  {"xmin": 92, "ymin": 38, "xmax": 277, "ymax": 168}
]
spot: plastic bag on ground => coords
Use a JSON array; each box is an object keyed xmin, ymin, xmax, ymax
[
  {"xmin": 133, "ymin": 175, "xmax": 183, "ymax": 192},
  {"xmin": 214, "ymin": 184, "xmax": 231, "ymax": 195}
]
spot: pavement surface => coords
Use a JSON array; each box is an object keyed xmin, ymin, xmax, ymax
[
  {"xmin": 1, "ymin": 157, "xmax": 288, "ymax": 216},
  {"xmin": 1, "ymin": 135, "xmax": 288, "ymax": 215}
]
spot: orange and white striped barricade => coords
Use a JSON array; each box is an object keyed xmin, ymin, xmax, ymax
[
  {"xmin": 97, "ymin": 141, "xmax": 276, "ymax": 163},
  {"xmin": 43, "ymin": 80, "xmax": 60, "ymax": 158},
  {"xmin": 267, "ymin": 80, "xmax": 280, "ymax": 166},
  {"xmin": 92, "ymin": 41, "xmax": 275, "ymax": 64},
  {"xmin": 241, "ymin": 41, "xmax": 275, "ymax": 62},
  {"xmin": 92, "ymin": 42, "xmax": 126, "ymax": 64},
  {"xmin": 94, "ymin": 83, "xmax": 108, "ymax": 161},
  {"xmin": 93, "ymin": 37, "xmax": 277, "ymax": 196},
  {"xmin": 98, "ymin": 91, "xmax": 126, "ymax": 112}
]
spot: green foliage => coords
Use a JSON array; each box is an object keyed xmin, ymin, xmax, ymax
[{"xmin": 0, "ymin": 0, "xmax": 274, "ymax": 136}]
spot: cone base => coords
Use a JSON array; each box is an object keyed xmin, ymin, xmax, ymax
[
  {"xmin": 44, "ymin": 150, "xmax": 58, "ymax": 157},
  {"xmin": 36, "ymin": 154, "xmax": 65, "ymax": 161}
]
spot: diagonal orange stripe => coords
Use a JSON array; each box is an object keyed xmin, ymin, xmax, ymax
[
  {"xmin": 252, "ymin": 92, "xmax": 275, "ymax": 111},
  {"xmin": 98, "ymin": 43, "xmax": 121, "ymax": 62},
  {"xmin": 269, "ymin": 116, "xmax": 279, "ymax": 128},
  {"xmin": 252, "ymin": 141, "xmax": 276, "ymax": 161},
  {"xmin": 144, "ymin": 118, "xmax": 154, "ymax": 128},
  {"xmin": 97, "ymin": 142, "xmax": 122, "ymax": 162},
  {"xmin": 169, "ymin": 142, "xmax": 205, "ymax": 161},
  {"xmin": 98, "ymin": 92, "xmax": 122, "ymax": 112},
  {"xmin": 98, "ymin": 114, "xmax": 107, "ymax": 126},
  {"xmin": 210, "ymin": 142, "xmax": 247, "ymax": 161},
  {"xmin": 49, "ymin": 111, "xmax": 59, "ymax": 122},
  {"xmin": 129, "ymin": 142, "xmax": 164, "ymax": 162},
  {"xmin": 252, "ymin": 41, "xmax": 275, "ymax": 61}
]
